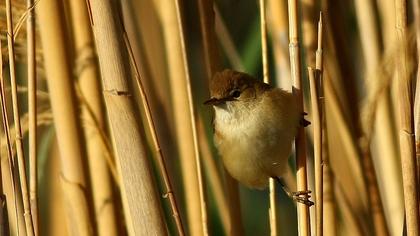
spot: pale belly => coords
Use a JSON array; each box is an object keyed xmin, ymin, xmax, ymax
[
  {"xmin": 212, "ymin": 88, "xmax": 299, "ymax": 189},
  {"xmin": 214, "ymin": 109, "xmax": 295, "ymax": 189}
]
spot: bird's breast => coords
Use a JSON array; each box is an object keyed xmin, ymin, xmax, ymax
[{"xmin": 213, "ymin": 98, "xmax": 297, "ymax": 189}]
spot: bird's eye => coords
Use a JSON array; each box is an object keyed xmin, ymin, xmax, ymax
[{"xmin": 231, "ymin": 89, "xmax": 241, "ymax": 98}]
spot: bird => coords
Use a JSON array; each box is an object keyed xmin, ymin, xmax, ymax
[{"xmin": 204, "ymin": 69, "xmax": 312, "ymax": 206}]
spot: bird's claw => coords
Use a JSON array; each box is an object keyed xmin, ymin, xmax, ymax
[{"xmin": 291, "ymin": 190, "xmax": 314, "ymax": 206}]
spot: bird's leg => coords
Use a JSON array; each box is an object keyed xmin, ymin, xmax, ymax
[{"xmin": 274, "ymin": 177, "xmax": 314, "ymax": 206}]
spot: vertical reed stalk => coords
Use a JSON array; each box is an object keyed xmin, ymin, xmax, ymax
[
  {"xmin": 5, "ymin": 0, "xmax": 35, "ymax": 234},
  {"xmin": 0, "ymin": 36, "xmax": 23, "ymax": 236},
  {"xmin": 197, "ymin": 0, "xmax": 243, "ymax": 234},
  {"xmin": 315, "ymin": 14, "xmax": 324, "ymax": 236},
  {"xmin": 267, "ymin": 0, "xmax": 291, "ymax": 89},
  {"xmin": 301, "ymin": 0, "xmax": 316, "ymax": 66},
  {"xmin": 260, "ymin": 0, "xmax": 269, "ymax": 82},
  {"xmin": 87, "ymin": 0, "xmax": 167, "ymax": 234},
  {"xmin": 287, "ymin": 1, "xmax": 311, "ymax": 235},
  {"xmin": 214, "ymin": 6, "xmax": 245, "ymax": 71},
  {"xmin": 67, "ymin": 0, "xmax": 118, "ymax": 235},
  {"xmin": 173, "ymin": 0, "xmax": 208, "ymax": 234},
  {"xmin": 308, "ymin": 67, "xmax": 322, "ymax": 236},
  {"xmin": 0, "ymin": 87, "xmax": 15, "ymax": 236},
  {"xmin": 154, "ymin": 0, "xmax": 207, "ymax": 234},
  {"xmin": 354, "ymin": 1, "xmax": 392, "ymax": 234},
  {"xmin": 0, "ymin": 189, "xmax": 6, "ymax": 236},
  {"xmin": 259, "ymin": 0, "xmax": 278, "ymax": 235},
  {"xmin": 26, "ymin": 0, "xmax": 38, "ymax": 234},
  {"xmin": 412, "ymin": 0, "xmax": 420, "ymax": 181},
  {"xmin": 124, "ymin": 33, "xmax": 185, "ymax": 235},
  {"xmin": 394, "ymin": 1, "xmax": 420, "ymax": 235},
  {"xmin": 197, "ymin": 117, "xmax": 236, "ymax": 235},
  {"xmin": 37, "ymin": 0, "xmax": 94, "ymax": 234}
]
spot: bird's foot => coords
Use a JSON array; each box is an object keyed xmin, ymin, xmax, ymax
[{"xmin": 291, "ymin": 190, "xmax": 314, "ymax": 206}]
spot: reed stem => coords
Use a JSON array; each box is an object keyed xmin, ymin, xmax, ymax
[
  {"xmin": 287, "ymin": 1, "xmax": 311, "ymax": 235},
  {"xmin": 68, "ymin": 0, "xmax": 119, "ymax": 234},
  {"xmin": 124, "ymin": 32, "xmax": 185, "ymax": 236},
  {"xmin": 394, "ymin": 1, "xmax": 420, "ymax": 235},
  {"xmin": 26, "ymin": 0, "xmax": 38, "ymax": 234},
  {"xmin": 259, "ymin": 0, "xmax": 278, "ymax": 234},
  {"xmin": 173, "ymin": 0, "xmax": 208, "ymax": 234},
  {"xmin": 37, "ymin": 0, "xmax": 94, "ymax": 233},
  {"xmin": 0, "ymin": 37, "xmax": 21, "ymax": 235},
  {"xmin": 5, "ymin": 0, "xmax": 35, "ymax": 234},
  {"xmin": 87, "ymin": 0, "xmax": 167, "ymax": 233}
]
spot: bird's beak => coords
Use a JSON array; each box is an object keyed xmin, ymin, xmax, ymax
[
  {"xmin": 204, "ymin": 97, "xmax": 220, "ymax": 105},
  {"xmin": 204, "ymin": 97, "xmax": 231, "ymax": 105}
]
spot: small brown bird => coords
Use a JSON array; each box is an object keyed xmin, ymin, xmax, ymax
[{"xmin": 205, "ymin": 69, "xmax": 312, "ymax": 205}]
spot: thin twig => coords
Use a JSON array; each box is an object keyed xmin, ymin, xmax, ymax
[
  {"xmin": 287, "ymin": 1, "xmax": 311, "ymax": 235},
  {"xmin": 123, "ymin": 32, "xmax": 185, "ymax": 236},
  {"xmin": 394, "ymin": 0, "xmax": 420, "ymax": 235},
  {"xmin": 5, "ymin": 0, "xmax": 35, "ymax": 234},
  {"xmin": 13, "ymin": 0, "xmax": 40, "ymax": 41},
  {"xmin": 173, "ymin": 0, "xmax": 208, "ymax": 234}
]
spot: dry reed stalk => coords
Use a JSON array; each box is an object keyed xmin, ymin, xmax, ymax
[
  {"xmin": 308, "ymin": 67, "xmax": 322, "ymax": 236},
  {"xmin": 0, "ymin": 133, "xmax": 5, "ymax": 236},
  {"xmin": 266, "ymin": 0, "xmax": 290, "ymax": 89},
  {"xmin": 301, "ymin": 0, "xmax": 316, "ymax": 66},
  {"xmin": 87, "ymin": 0, "xmax": 167, "ymax": 234},
  {"xmin": 322, "ymin": 13, "xmax": 369, "ymax": 221},
  {"xmin": 259, "ymin": 0, "xmax": 278, "ymax": 234},
  {"xmin": 5, "ymin": 0, "xmax": 34, "ymax": 234},
  {"xmin": 394, "ymin": 1, "xmax": 420, "ymax": 235},
  {"xmin": 26, "ymin": 0, "xmax": 38, "ymax": 234},
  {"xmin": 67, "ymin": 0, "xmax": 118, "ymax": 235},
  {"xmin": 47, "ymin": 139, "xmax": 69, "ymax": 236},
  {"xmin": 197, "ymin": 117, "xmax": 231, "ymax": 235},
  {"xmin": 0, "ymin": 153, "xmax": 25, "ymax": 236},
  {"xmin": 124, "ymin": 32, "xmax": 185, "ymax": 235},
  {"xmin": 323, "ymin": 73, "xmax": 371, "ymax": 235},
  {"xmin": 353, "ymin": 1, "xmax": 391, "ymax": 235},
  {"xmin": 214, "ymin": 6, "xmax": 245, "ymax": 71},
  {"xmin": 334, "ymin": 184, "xmax": 364, "ymax": 236},
  {"xmin": 124, "ymin": 0, "xmax": 175, "ymax": 135},
  {"xmin": 322, "ymin": 161, "xmax": 336, "ymax": 236},
  {"xmin": 260, "ymin": 0, "xmax": 269, "ymax": 82},
  {"xmin": 314, "ymin": 13, "xmax": 324, "ymax": 236},
  {"xmin": 196, "ymin": 1, "xmax": 244, "ymax": 235},
  {"xmin": 197, "ymin": 0, "xmax": 219, "ymax": 81},
  {"xmin": 287, "ymin": 1, "xmax": 311, "ymax": 235},
  {"xmin": 268, "ymin": 179, "xmax": 277, "ymax": 236},
  {"xmin": 376, "ymin": 4, "xmax": 405, "ymax": 233},
  {"xmin": 0, "ymin": 35, "xmax": 22, "ymax": 236},
  {"xmin": 413, "ymin": 0, "xmax": 420, "ymax": 184},
  {"xmin": 153, "ymin": 0, "xmax": 207, "ymax": 234},
  {"xmin": 0, "ymin": 193, "xmax": 6, "ymax": 236},
  {"xmin": 173, "ymin": 0, "xmax": 208, "ymax": 234},
  {"xmin": 37, "ymin": 0, "xmax": 94, "ymax": 234}
]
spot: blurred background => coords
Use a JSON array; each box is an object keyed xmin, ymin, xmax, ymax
[{"xmin": 0, "ymin": 0, "xmax": 418, "ymax": 235}]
